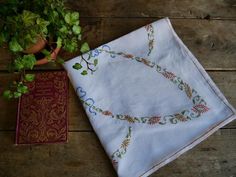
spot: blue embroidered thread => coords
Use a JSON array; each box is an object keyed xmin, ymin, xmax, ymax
[
  {"xmin": 76, "ymin": 86, "xmax": 97, "ymax": 115},
  {"xmin": 76, "ymin": 86, "xmax": 86, "ymax": 99},
  {"xmin": 89, "ymin": 44, "xmax": 116, "ymax": 58},
  {"xmin": 84, "ymin": 98, "xmax": 97, "ymax": 115}
]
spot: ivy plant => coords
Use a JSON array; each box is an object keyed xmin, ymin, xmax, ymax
[{"xmin": 0, "ymin": 0, "xmax": 97, "ymax": 99}]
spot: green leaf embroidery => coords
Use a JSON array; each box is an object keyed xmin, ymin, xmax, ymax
[
  {"xmin": 73, "ymin": 63, "xmax": 82, "ymax": 70},
  {"xmin": 94, "ymin": 59, "xmax": 98, "ymax": 66},
  {"xmin": 81, "ymin": 70, "xmax": 88, "ymax": 75}
]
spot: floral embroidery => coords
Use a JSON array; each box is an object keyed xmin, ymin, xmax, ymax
[
  {"xmin": 162, "ymin": 70, "xmax": 176, "ymax": 80},
  {"xmin": 192, "ymin": 104, "xmax": 210, "ymax": 114},
  {"xmin": 111, "ymin": 127, "xmax": 132, "ymax": 169},
  {"xmin": 145, "ymin": 24, "xmax": 155, "ymax": 56},
  {"xmin": 74, "ymin": 48, "xmax": 211, "ymax": 168},
  {"xmin": 148, "ymin": 116, "xmax": 161, "ymax": 125},
  {"xmin": 102, "ymin": 110, "xmax": 113, "ymax": 116},
  {"xmin": 75, "ymin": 48, "xmax": 210, "ymax": 125},
  {"xmin": 184, "ymin": 83, "xmax": 192, "ymax": 99}
]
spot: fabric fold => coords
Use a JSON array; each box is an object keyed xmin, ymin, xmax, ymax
[{"xmin": 64, "ymin": 18, "xmax": 236, "ymax": 177}]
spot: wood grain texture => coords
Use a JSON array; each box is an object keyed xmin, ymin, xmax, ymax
[
  {"xmin": 0, "ymin": 1, "xmax": 235, "ymax": 176},
  {"xmin": 67, "ymin": 0, "xmax": 236, "ymax": 19},
  {"xmin": 0, "ymin": 71, "xmax": 235, "ymax": 131},
  {"xmin": 0, "ymin": 19, "xmax": 235, "ymax": 70},
  {"xmin": 0, "ymin": 129, "xmax": 235, "ymax": 177}
]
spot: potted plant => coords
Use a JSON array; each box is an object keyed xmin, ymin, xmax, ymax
[{"xmin": 0, "ymin": 0, "xmax": 97, "ymax": 99}]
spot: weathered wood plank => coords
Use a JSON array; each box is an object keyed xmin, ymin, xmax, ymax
[
  {"xmin": 67, "ymin": 0, "xmax": 236, "ymax": 19},
  {"xmin": 101, "ymin": 18, "xmax": 236, "ymax": 70},
  {"xmin": 0, "ymin": 19, "xmax": 235, "ymax": 70},
  {"xmin": 0, "ymin": 132, "xmax": 116, "ymax": 177},
  {"xmin": 0, "ymin": 129, "xmax": 235, "ymax": 177},
  {"xmin": 0, "ymin": 71, "xmax": 235, "ymax": 131}
]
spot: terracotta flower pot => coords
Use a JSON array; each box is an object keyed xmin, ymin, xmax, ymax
[
  {"xmin": 22, "ymin": 36, "xmax": 61, "ymax": 66},
  {"xmin": 23, "ymin": 36, "xmax": 47, "ymax": 54},
  {"xmin": 35, "ymin": 47, "xmax": 61, "ymax": 65}
]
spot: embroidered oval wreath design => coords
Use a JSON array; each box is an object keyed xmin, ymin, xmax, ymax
[
  {"xmin": 76, "ymin": 48, "xmax": 210, "ymax": 126},
  {"xmin": 74, "ymin": 45, "xmax": 210, "ymax": 167}
]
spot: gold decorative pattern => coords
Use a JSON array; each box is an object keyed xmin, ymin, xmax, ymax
[{"xmin": 16, "ymin": 71, "xmax": 68, "ymax": 144}]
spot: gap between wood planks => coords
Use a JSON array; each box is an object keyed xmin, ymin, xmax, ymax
[{"xmin": 79, "ymin": 16, "xmax": 236, "ymax": 21}]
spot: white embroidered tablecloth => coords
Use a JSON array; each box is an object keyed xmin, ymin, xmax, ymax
[{"xmin": 63, "ymin": 18, "xmax": 236, "ymax": 177}]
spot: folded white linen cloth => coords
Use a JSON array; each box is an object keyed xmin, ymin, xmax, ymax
[{"xmin": 63, "ymin": 18, "xmax": 236, "ymax": 177}]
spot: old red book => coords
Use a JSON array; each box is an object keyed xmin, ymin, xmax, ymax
[{"xmin": 15, "ymin": 71, "xmax": 68, "ymax": 145}]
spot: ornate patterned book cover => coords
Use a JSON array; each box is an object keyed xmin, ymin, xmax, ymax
[{"xmin": 15, "ymin": 71, "xmax": 68, "ymax": 145}]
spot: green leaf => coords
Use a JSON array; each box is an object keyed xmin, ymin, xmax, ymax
[
  {"xmin": 56, "ymin": 57, "xmax": 65, "ymax": 64},
  {"xmin": 73, "ymin": 63, "xmax": 82, "ymax": 70},
  {"xmin": 13, "ymin": 91, "xmax": 22, "ymax": 98},
  {"xmin": 78, "ymin": 34, "xmax": 82, "ymax": 41},
  {"xmin": 74, "ymin": 20, "xmax": 80, "ymax": 26},
  {"xmin": 22, "ymin": 54, "xmax": 36, "ymax": 69},
  {"xmin": 59, "ymin": 26, "xmax": 68, "ymax": 33},
  {"xmin": 2, "ymin": 90, "xmax": 12, "ymax": 99},
  {"xmin": 25, "ymin": 74, "xmax": 35, "ymax": 82},
  {"xmin": 71, "ymin": 12, "xmax": 79, "ymax": 21},
  {"xmin": 64, "ymin": 39, "xmax": 78, "ymax": 52},
  {"xmin": 21, "ymin": 10, "xmax": 39, "ymax": 26},
  {"xmin": 36, "ymin": 18, "xmax": 50, "ymax": 34},
  {"xmin": 80, "ymin": 42, "xmax": 90, "ymax": 53},
  {"xmin": 17, "ymin": 83, "xmax": 28, "ymax": 94},
  {"xmin": 52, "ymin": 10, "xmax": 59, "ymax": 18},
  {"xmin": 41, "ymin": 49, "xmax": 51, "ymax": 56},
  {"xmin": 94, "ymin": 59, "xmax": 98, "ymax": 66},
  {"xmin": 9, "ymin": 38, "xmax": 23, "ymax": 52},
  {"xmin": 14, "ymin": 54, "xmax": 36, "ymax": 71},
  {"xmin": 72, "ymin": 25, "xmax": 81, "ymax": 35},
  {"xmin": 64, "ymin": 12, "xmax": 72, "ymax": 24},
  {"xmin": 14, "ymin": 57, "xmax": 24, "ymax": 71},
  {"xmin": 24, "ymin": 34, "xmax": 36, "ymax": 45},
  {"xmin": 64, "ymin": 12, "xmax": 79, "ymax": 25},
  {"xmin": 81, "ymin": 70, "xmax": 88, "ymax": 75},
  {"xmin": 36, "ymin": 18, "xmax": 50, "ymax": 27},
  {"xmin": 56, "ymin": 37, "xmax": 62, "ymax": 48}
]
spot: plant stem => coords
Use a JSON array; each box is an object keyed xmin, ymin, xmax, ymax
[{"xmin": 81, "ymin": 54, "xmax": 96, "ymax": 73}]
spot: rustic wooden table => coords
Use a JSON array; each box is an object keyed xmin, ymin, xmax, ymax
[{"xmin": 0, "ymin": 1, "xmax": 235, "ymax": 177}]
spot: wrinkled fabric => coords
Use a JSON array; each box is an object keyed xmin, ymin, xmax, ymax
[{"xmin": 64, "ymin": 18, "xmax": 236, "ymax": 177}]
